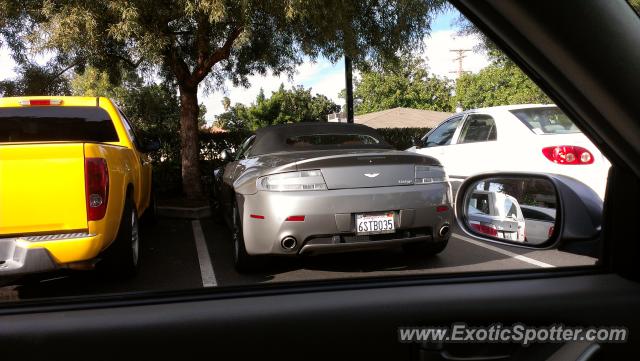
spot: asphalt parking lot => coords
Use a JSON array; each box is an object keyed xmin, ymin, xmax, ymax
[{"xmin": 0, "ymin": 217, "xmax": 597, "ymax": 301}]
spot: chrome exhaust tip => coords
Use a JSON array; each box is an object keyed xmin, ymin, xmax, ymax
[
  {"xmin": 281, "ymin": 236, "xmax": 297, "ymax": 250},
  {"xmin": 438, "ymin": 225, "xmax": 451, "ymax": 238}
]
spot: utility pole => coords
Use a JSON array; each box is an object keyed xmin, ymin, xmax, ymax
[
  {"xmin": 344, "ymin": 55, "xmax": 354, "ymax": 123},
  {"xmin": 449, "ymin": 49, "xmax": 472, "ymax": 78}
]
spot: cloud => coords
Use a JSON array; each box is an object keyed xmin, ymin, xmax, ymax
[
  {"xmin": 201, "ymin": 57, "xmax": 346, "ymax": 120},
  {"xmin": 423, "ymin": 30, "xmax": 490, "ymax": 78},
  {"xmin": 201, "ymin": 31, "xmax": 490, "ymax": 120}
]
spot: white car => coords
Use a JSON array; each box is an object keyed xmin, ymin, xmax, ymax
[
  {"xmin": 467, "ymin": 190, "xmax": 526, "ymax": 242},
  {"xmin": 520, "ymin": 204, "xmax": 556, "ymax": 245},
  {"xmin": 407, "ymin": 104, "xmax": 610, "ymax": 200}
]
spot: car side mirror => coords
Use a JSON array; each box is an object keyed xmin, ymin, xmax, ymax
[
  {"xmin": 220, "ymin": 149, "xmax": 233, "ymax": 162},
  {"xmin": 456, "ymin": 172, "xmax": 602, "ymax": 257},
  {"xmin": 412, "ymin": 137, "xmax": 424, "ymax": 149},
  {"xmin": 139, "ymin": 136, "xmax": 160, "ymax": 153}
]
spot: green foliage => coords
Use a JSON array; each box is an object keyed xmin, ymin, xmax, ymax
[
  {"xmin": 630, "ymin": 0, "xmax": 640, "ymax": 15},
  {"xmin": 0, "ymin": 61, "xmax": 72, "ymax": 96},
  {"xmin": 347, "ymin": 56, "xmax": 454, "ymax": 115},
  {"xmin": 376, "ymin": 127, "xmax": 431, "ymax": 150},
  {"xmin": 453, "ymin": 63, "xmax": 551, "ymax": 109},
  {"xmin": 453, "ymin": 16, "xmax": 550, "ymax": 110},
  {"xmin": 216, "ymin": 84, "xmax": 340, "ymax": 131},
  {"xmin": 2, "ymin": 0, "xmax": 448, "ymax": 197},
  {"xmin": 6, "ymin": 0, "xmax": 449, "ymax": 90}
]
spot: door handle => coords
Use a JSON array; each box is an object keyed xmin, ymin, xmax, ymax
[{"xmin": 440, "ymin": 351, "xmax": 510, "ymax": 361}]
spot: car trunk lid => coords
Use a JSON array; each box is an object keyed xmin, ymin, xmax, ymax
[{"xmin": 294, "ymin": 150, "xmax": 441, "ymax": 189}]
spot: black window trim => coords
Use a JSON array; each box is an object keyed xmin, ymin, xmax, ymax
[
  {"xmin": 422, "ymin": 114, "xmax": 466, "ymax": 147},
  {"xmin": 457, "ymin": 113, "xmax": 498, "ymax": 144}
]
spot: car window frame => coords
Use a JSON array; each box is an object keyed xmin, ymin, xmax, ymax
[
  {"xmin": 422, "ymin": 114, "xmax": 465, "ymax": 147},
  {"xmin": 457, "ymin": 113, "xmax": 499, "ymax": 144},
  {"xmin": 235, "ymin": 135, "xmax": 256, "ymax": 160},
  {"xmin": 116, "ymin": 106, "xmax": 142, "ymax": 150}
]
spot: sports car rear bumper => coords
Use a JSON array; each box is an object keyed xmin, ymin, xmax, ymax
[{"xmin": 239, "ymin": 183, "xmax": 452, "ymax": 256}]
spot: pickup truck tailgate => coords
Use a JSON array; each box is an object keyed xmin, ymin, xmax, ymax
[{"xmin": 0, "ymin": 143, "xmax": 88, "ymax": 235}]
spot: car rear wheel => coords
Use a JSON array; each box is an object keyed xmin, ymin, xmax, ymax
[
  {"xmin": 99, "ymin": 198, "xmax": 140, "ymax": 278},
  {"xmin": 231, "ymin": 203, "xmax": 258, "ymax": 273},
  {"xmin": 402, "ymin": 238, "xmax": 449, "ymax": 256}
]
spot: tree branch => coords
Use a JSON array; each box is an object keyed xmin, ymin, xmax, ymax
[
  {"xmin": 191, "ymin": 26, "xmax": 243, "ymax": 84},
  {"xmin": 162, "ymin": 34, "xmax": 192, "ymax": 88}
]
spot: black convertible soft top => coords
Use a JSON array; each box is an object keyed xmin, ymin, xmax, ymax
[{"xmin": 249, "ymin": 122, "xmax": 393, "ymax": 155}]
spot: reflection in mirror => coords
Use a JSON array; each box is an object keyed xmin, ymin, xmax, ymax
[{"xmin": 464, "ymin": 177, "xmax": 557, "ymax": 245}]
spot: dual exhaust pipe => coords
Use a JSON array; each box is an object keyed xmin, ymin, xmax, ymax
[{"xmin": 281, "ymin": 225, "xmax": 449, "ymax": 251}]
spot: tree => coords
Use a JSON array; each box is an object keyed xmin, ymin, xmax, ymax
[
  {"xmin": 453, "ymin": 63, "xmax": 550, "ymax": 109},
  {"xmin": 71, "ymin": 66, "xmax": 208, "ymax": 136},
  {"xmin": 2, "ymin": 0, "xmax": 447, "ymax": 198},
  {"xmin": 0, "ymin": 61, "xmax": 72, "ymax": 96},
  {"xmin": 453, "ymin": 17, "xmax": 550, "ymax": 109},
  {"xmin": 347, "ymin": 56, "xmax": 454, "ymax": 115},
  {"xmin": 216, "ymin": 84, "xmax": 340, "ymax": 131}
]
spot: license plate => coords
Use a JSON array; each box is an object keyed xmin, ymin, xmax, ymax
[{"xmin": 356, "ymin": 212, "xmax": 395, "ymax": 235}]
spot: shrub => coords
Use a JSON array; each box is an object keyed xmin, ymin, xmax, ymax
[{"xmin": 376, "ymin": 127, "xmax": 431, "ymax": 150}]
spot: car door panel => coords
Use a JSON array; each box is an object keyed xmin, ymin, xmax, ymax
[{"xmin": 1, "ymin": 274, "xmax": 638, "ymax": 359}]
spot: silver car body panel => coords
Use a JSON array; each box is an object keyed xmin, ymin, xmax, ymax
[
  {"xmin": 218, "ymin": 124, "xmax": 452, "ymax": 256},
  {"xmin": 238, "ymin": 183, "xmax": 452, "ymax": 255}
]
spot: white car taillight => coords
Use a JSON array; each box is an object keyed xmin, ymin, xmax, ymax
[
  {"xmin": 257, "ymin": 170, "xmax": 327, "ymax": 191},
  {"xmin": 414, "ymin": 165, "xmax": 447, "ymax": 184}
]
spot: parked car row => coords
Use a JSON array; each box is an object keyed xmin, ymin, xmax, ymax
[{"xmin": 0, "ymin": 97, "xmax": 592, "ymax": 279}]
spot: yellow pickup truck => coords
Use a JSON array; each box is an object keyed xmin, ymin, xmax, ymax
[{"xmin": 0, "ymin": 96, "xmax": 158, "ymax": 279}]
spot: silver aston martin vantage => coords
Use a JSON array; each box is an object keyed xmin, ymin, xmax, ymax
[{"xmin": 214, "ymin": 122, "xmax": 453, "ymax": 271}]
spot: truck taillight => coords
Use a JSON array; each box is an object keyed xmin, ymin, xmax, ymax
[
  {"xmin": 85, "ymin": 158, "xmax": 109, "ymax": 221},
  {"xmin": 542, "ymin": 145, "xmax": 594, "ymax": 165},
  {"xmin": 18, "ymin": 99, "xmax": 63, "ymax": 106}
]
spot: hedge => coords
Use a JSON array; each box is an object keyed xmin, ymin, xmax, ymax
[{"xmin": 151, "ymin": 127, "xmax": 430, "ymax": 196}]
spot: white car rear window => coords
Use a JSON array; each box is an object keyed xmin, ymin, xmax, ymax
[{"xmin": 510, "ymin": 107, "xmax": 581, "ymax": 134}]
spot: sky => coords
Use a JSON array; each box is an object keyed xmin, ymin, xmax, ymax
[{"xmin": 0, "ymin": 7, "xmax": 490, "ymax": 121}]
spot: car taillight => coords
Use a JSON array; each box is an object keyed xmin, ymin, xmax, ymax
[
  {"xmin": 85, "ymin": 158, "xmax": 109, "ymax": 221},
  {"xmin": 542, "ymin": 145, "xmax": 594, "ymax": 165},
  {"xmin": 548, "ymin": 225, "xmax": 555, "ymax": 238},
  {"xmin": 469, "ymin": 221, "xmax": 498, "ymax": 237},
  {"xmin": 18, "ymin": 99, "xmax": 63, "ymax": 106}
]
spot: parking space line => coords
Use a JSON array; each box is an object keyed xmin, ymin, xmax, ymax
[
  {"xmin": 453, "ymin": 234, "xmax": 555, "ymax": 268},
  {"xmin": 191, "ymin": 220, "xmax": 218, "ymax": 287}
]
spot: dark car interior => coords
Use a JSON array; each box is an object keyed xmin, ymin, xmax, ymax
[{"xmin": 2, "ymin": 1, "xmax": 640, "ymax": 360}]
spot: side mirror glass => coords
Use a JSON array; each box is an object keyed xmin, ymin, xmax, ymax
[
  {"xmin": 461, "ymin": 176, "xmax": 557, "ymax": 246},
  {"xmin": 456, "ymin": 173, "xmax": 602, "ymax": 254},
  {"xmin": 220, "ymin": 149, "xmax": 233, "ymax": 162}
]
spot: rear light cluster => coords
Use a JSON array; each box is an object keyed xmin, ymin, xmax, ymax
[
  {"xmin": 256, "ymin": 170, "xmax": 327, "ymax": 191},
  {"xmin": 18, "ymin": 99, "xmax": 63, "ymax": 106},
  {"xmin": 85, "ymin": 158, "xmax": 109, "ymax": 221},
  {"xmin": 542, "ymin": 146, "xmax": 594, "ymax": 165},
  {"xmin": 415, "ymin": 165, "xmax": 447, "ymax": 184},
  {"xmin": 469, "ymin": 221, "xmax": 498, "ymax": 237}
]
